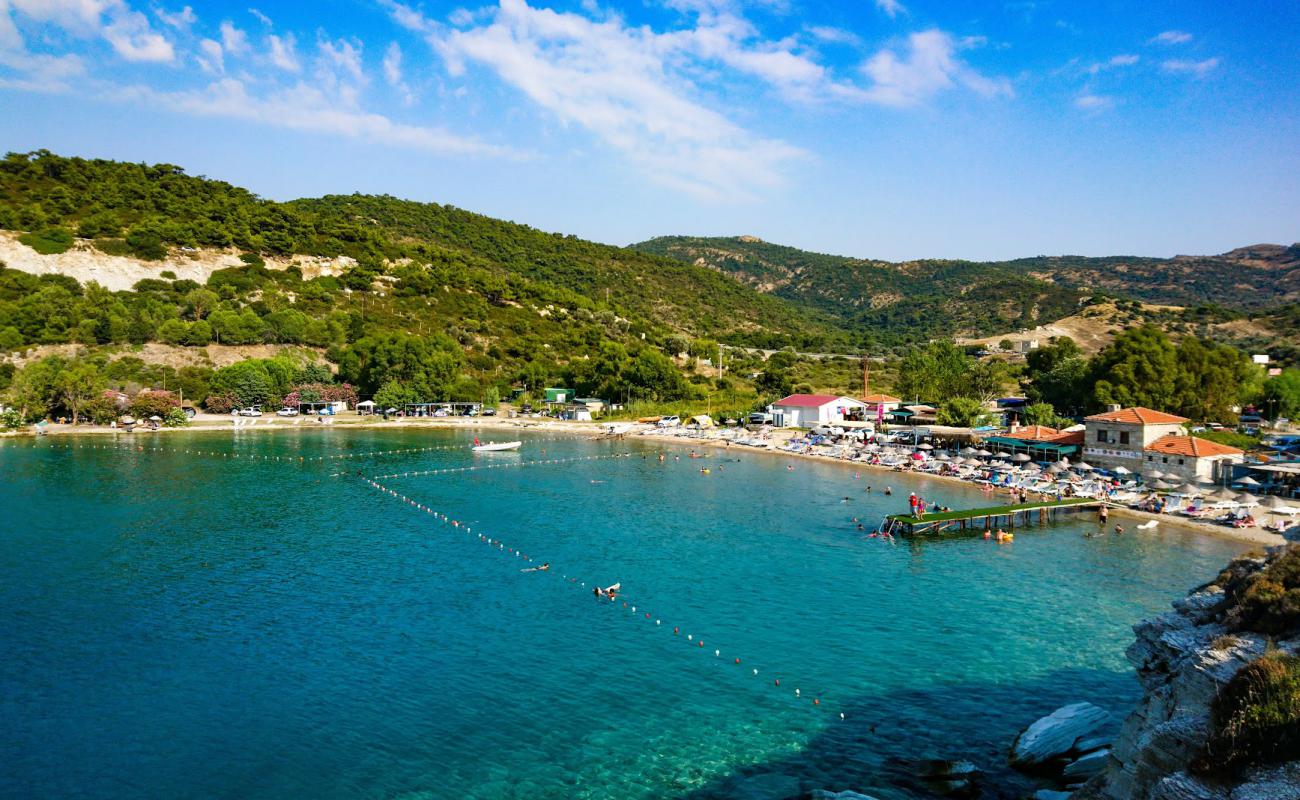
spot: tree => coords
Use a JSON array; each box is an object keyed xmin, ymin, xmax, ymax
[
  {"xmin": 129, "ymin": 390, "xmax": 180, "ymax": 418},
  {"xmin": 1173, "ymin": 338, "xmax": 1256, "ymax": 421},
  {"xmin": 897, "ymin": 340, "xmax": 974, "ymax": 402},
  {"xmin": 58, "ymin": 361, "xmax": 105, "ymax": 424},
  {"xmin": 1022, "ymin": 402, "xmax": 1069, "ymax": 428},
  {"xmin": 1089, "ymin": 326, "xmax": 1180, "ymax": 412},
  {"xmin": 373, "ymin": 380, "xmax": 415, "ymax": 411},
  {"xmin": 5, "ymin": 356, "xmax": 63, "ymax": 421},
  {"xmin": 209, "ymin": 361, "xmax": 272, "ymax": 406},
  {"xmin": 936, "ymin": 397, "xmax": 988, "ymax": 427},
  {"xmin": 1261, "ymin": 369, "xmax": 1300, "ymax": 420}
]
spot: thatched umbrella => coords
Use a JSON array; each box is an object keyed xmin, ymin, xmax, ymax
[
  {"xmin": 1233, "ymin": 476, "xmax": 1261, "ymax": 487},
  {"xmin": 1174, "ymin": 482, "xmax": 1203, "ymax": 496},
  {"xmin": 976, "ymin": 449, "xmax": 992, "ymax": 457},
  {"xmin": 1012, "ymin": 453, "xmax": 1032, "ymax": 462},
  {"xmin": 1152, "ymin": 479, "xmax": 1178, "ymax": 491},
  {"xmin": 1074, "ymin": 460, "xmax": 1095, "ymax": 471},
  {"xmin": 1234, "ymin": 493, "xmax": 1260, "ymax": 507},
  {"xmin": 1260, "ymin": 496, "xmax": 1300, "ymax": 513},
  {"xmin": 1207, "ymin": 488, "xmax": 1239, "ymax": 503},
  {"xmin": 1146, "ymin": 469, "xmax": 1167, "ymax": 480},
  {"xmin": 917, "ymin": 443, "xmax": 933, "ymax": 450}
]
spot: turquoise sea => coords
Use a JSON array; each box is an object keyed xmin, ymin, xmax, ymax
[{"xmin": 1, "ymin": 429, "xmax": 1248, "ymax": 799}]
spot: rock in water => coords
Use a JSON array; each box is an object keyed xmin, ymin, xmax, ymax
[
  {"xmin": 1063, "ymin": 748, "xmax": 1111, "ymax": 781},
  {"xmin": 1010, "ymin": 702, "xmax": 1110, "ymax": 768}
]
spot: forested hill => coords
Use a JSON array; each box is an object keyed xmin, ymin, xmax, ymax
[
  {"xmin": 631, "ymin": 235, "xmax": 1094, "ymax": 347},
  {"xmin": 0, "ymin": 151, "xmax": 839, "ymax": 350},
  {"xmin": 632, "ymin": 236, "xmax": 1300, "ymax": 347}
]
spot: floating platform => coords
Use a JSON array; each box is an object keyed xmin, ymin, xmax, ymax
[{"xmin": 884, "ymin": 497, "xmax": 1102, "ymax": 536}]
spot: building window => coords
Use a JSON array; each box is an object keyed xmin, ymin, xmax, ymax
[
  {"xmin": 1178, "ymin": 459, "xmax": 1184, "ymax": 465},
  {"xmin": 1096, "ymin": 430, "xmax": 1108, "ymax": 443},
  {"xmin": 1163, "ymin": 457, "xmax": 1168, "ymax": 463},
  {"xmin": 1119, "ymin": 431, "xmax": 1130, "ymax": 445}
]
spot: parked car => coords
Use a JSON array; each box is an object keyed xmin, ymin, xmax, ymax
[
  {"xmin": 657, "ymin": 415, "xmax": 681, "ymax": 427},
  {"xmin": 181, "ymin": 406, "xmax": 198, "ymax": 419},
  {"xmin": 481, "ymin": 408, "xmax": 497, "ymax": 417},
  {"xmin": 238, "ymin": 407, "xmax": 263, "ymax": 417},
  {"xmin": 277, "ymin": 407, "xmax": 299, "ymax": 416},
  {"xmin": 747, "ymin": 412, "xmax": 773, "ymax": 427}
]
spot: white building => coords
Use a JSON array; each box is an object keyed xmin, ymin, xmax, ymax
[
  {"xmin": 1142, "ymin": 434, "xmax": 1245, "ymax": 483},
  {"xmin": 771, "ymin": 394, "xmax": 869, "ymax": 428}
]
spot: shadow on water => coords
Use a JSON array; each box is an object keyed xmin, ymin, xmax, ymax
[{"xmin": 679, "ymin": 667, "xmax": 1133, "ymax": 800}]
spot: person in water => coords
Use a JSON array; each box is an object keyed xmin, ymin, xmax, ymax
[{"xmin": 884, "ymin": 487, "xmax": 892, "ymax": 496}]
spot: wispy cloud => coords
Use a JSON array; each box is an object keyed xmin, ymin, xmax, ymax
[
  {"xmin": 266, "ymin": 32, "xmax": 299, "ymax": 72},
  {"xmin": 1086, "ymin": 53, "xmax": 1138, "ymax": 74},
  {"xmin": 1074, "ymin": 92, "xmax": 1112, "ymax": 110},
  {"xmin": 435, "ymin": 0, "xmax": 806, "ymax": 199},
  {"xmin": 1150, "ymin": 30, "xmax": 1192, "ymax": 45},
  {"xmin": 156, "ymin": 5, "xmax": 197, "ymax": 31},
  {"xmin": 3, "ymin": 0, "xmax": 174, "ymax": 63},
  {"xmin": 383, "ymin": 41, "xmax": 415, "ymax": 105},
  {"xmin": 219, "ymin": 20, "xmax": 249, "ymax": 56},
  {"xmin": 1161, "ymin": 57, "xmax": 1218, "ymax": 77},
  {"xmin": 197, "ymin": 38, "xmax": 223, "ymax": 74},
  {"xmin": 876, "ymin": 0, "xmax": 906, "ymax": 19},
  {"xmin": 115, "ymin": 77, "xmax": 517, "ymax": 158},
  {"xmin": 859, "ymin": 29, "xmax": 1012, "ymax": 107},
  {"xmin": 805, "ymin": 25, "xmax": 860, "ymax": 46}
]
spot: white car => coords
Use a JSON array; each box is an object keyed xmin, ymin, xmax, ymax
[
  {"xmin": 657, "ymin": 415, "xmax": 681, "ymax": 427},
  {"xmin": 238, "ymin": 407, "xmax": 263, "ymax": 417},
  {"xmin": 277, "ymin": 407, "xmax": 299, "ymax": 417}
]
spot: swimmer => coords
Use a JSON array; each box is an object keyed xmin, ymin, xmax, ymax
[
  {"xmin": 884, "ymin": 487, "xmax": 892, "ymax": 496},
  {"xmin": 865, "ymin": 486, "xmax": 872, "ymax": 493},
  {"xmin": 590, "ymin": 480, "xmax": 605, "ymax": 484},
  {"xmin": 842, "ymin": 496, "xmax": 851, "ymax": 503},
  {"xmin": 787, "ymin": 465, "xmax": 794, "ymax": 471},
  {"xmin": 857, "ymin": 523, "xmax": 866, "ymax": 531},
  {"xmin": 521, "ymin": 562, "xmax": 551, "ymax": 573},
  {"xmin": 1114, "ymin": 525, "xmax": 1124, "ymax": 535}
]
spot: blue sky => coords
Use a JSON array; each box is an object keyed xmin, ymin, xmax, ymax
[{"xmin": 0, "ymin": 0, "xmax": 1296, "ymax": 261}]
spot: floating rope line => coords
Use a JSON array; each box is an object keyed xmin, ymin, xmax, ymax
[
  {"xmin": 362, "ymin": 474, "xmax": 847, "ymax": 723},
  {"xmin": 41, "ymin": 439, "xmax": 572, "ymax": 464},
  {"xmin": 370, "ymin": 451, "xmax": 636, "ymax": 480}
]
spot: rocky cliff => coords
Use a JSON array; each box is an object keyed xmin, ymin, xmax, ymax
[{"xmin": 1076, "ymin": 547, "xmax": 1300, "ymax": 800}]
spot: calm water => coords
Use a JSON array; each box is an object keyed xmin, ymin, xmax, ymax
[{"xmin": 1, "ymin": 429, "xmax": 1248, "ymax": 800}]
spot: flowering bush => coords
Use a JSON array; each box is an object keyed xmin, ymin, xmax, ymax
[
  {"xmin": 129, "ymin": 390, "xmax": 180, "ymax": 419},
  {"xmin": 204, "ymin": 392, "xmax": 241, "ymax": 414}
]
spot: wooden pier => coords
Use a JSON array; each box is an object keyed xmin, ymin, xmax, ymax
[{"xmin": 884, "ymin": 497, "xmax": 1102, "ymax": 536}]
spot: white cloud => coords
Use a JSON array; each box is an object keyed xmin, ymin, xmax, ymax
[
  {"xmin": 114, "ymin": 77, "xmax": 515, "ymax": 158},
  {"xmin": 876, "ymin": 0, "xmax": 906, "ymax": 18},
  {"xmin": 436, "ymin": 0, "xmax": 804, "ymax": 198},
  {"xmin": 156, "ymin": 5, "xmax": 196, "ymax": 30},
  {"xmin": 220, "ymin": 20, "xmax": 248, "ymax": 55},
  {"xmin": 319, "ymin": 36, "xmax": 363, "ymax": 82},
  {"xmin": 1162, "ymin": 57, "xmax": 1218, "ymax": 78},
  {"xmin": 1086, "ymin": 52, "xmax": 1138, "ymax": 74},
  {"xmin": 1150, "ymin": 30, "xmax": 1192, "ymax": 45},
  {"xmin": 380, "ymin": 0, "xmax": 439, "ymax": 34},
  {"xmin": 1074, "ymin": 93, "xmax": 1112, "ymax": 110},
  {"xmin": 805, "ymin": 25, "xmax": 859, "ymax": 46},
  {"xmin": 197, "ymin": 37, "xmax": 223, "ymax": 73},
  {"xmin": 4, "ymin": 0, "xmax": 175, "ymax": 62},
  {"xmin": 249, "ymin": 8, "xmax": 272, "ymax": 27},
  {"xmin": 859, "ymin": 29, "xmax": 1012, "ymax": 106},
  {"xmin": 267, "ymin": 32, "xmax": 299, "ymax": 72},
  {"xmin": 0, "ymin": 48, "xmax": 85, "ymax": 92},
  {"xmin": 383, "ymin": 40, "xmax": 415, "ymax": 105}
]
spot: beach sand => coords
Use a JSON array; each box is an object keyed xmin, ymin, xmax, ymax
[{"xmin": 11, "ymin": 414, "xmax": 1286, "ymax": 548}]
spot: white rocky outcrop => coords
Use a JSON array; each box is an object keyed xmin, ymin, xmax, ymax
[{"xmin": 1011, "ymin": 702, "xmax": 1111, "ymax": 768}]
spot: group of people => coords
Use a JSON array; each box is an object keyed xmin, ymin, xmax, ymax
[{"xmin": 907, "ymin": 492, "xmax": 950, "ymax": 519}]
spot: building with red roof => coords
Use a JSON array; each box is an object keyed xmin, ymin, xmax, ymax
[
  {"xmin": 1142, "ymin": 433, "xmax": 1245, "ymax": 483},
  {"xmin": 1084, "ymin": 406, "xmax": 1191, "ymax": 475}
]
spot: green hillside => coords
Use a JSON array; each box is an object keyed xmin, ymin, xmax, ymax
[
  {"xmin": 0, "ymin": 151, "xmax": 841, "ymax": 351},
  {"xmin": 632, "ymin": 236, "xmax": 1300, "ymax": 348}
]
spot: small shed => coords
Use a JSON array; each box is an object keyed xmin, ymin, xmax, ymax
[
  {"xmin": 544, "ymin": 387, "xmax": 576, "ymax": 404},
  {"xmin": 356, "ymin": 400, "xmax": 377, "ymax": 416}
]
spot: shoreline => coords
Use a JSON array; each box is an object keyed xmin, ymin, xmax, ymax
[{"xmin": 9, "ymin": 416, "xmax": 1284, "ymax": 548}]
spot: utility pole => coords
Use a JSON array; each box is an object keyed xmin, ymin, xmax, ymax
[{"xmin": 862, "ymin": 356, "xmax": 869, "ymax": 400}]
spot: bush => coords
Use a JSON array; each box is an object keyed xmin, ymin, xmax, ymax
[
  {"xmin": 163, "ymin": 407, "xmax": 190, "ymax": 427},
  {"xmin": 1223, "ymin": 548, "xmax": 1300, "ymax": 636},
  {"xmin": 1194, "ymin": 653, "xmax": 1300, "ymax": 778},
  {"xmin": 82, "ymin": 396, "xmax": 121, "ymax": 425},
  {"xmin": 1, "ymin": 407, "xmax": 23, "ymax": 429},
  {"xmin": 204, "ymin": 391, "xmax": 240, "ymax": 414},
  {"xmin": 19, "ymin": 226, "xmax": 74, "ymax": 254},
  {"xmin": 129, "ymin": 389, "xmax": 180, "ymax": 418}
]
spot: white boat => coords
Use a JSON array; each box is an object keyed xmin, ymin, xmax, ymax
[{"xmin": 472, "ymin": 441, "xmax": 522, "ymax": 452}]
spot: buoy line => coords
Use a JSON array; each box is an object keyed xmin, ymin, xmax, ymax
[
  {"xmin": 39, "ymin": 439, "xmax": 570, "ymax": 464},
  {"xmin": 362, "ymin": 474, "xmax": 847, "ymax": 723},
  {"xmin": 370, "ymin": 451, "xmax": 636, "ymax": 480}
]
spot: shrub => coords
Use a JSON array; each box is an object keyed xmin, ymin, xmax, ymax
[
  {"xmin": 163, "ymin": 407, "xmax": 189, "ymax": 427},
  {"xmin": 129, "ymin": 389, "xmax": 180, "ymax": 418},
  {"xmin": 1, "ymin": 407, "xmax": 23, "ymax": 429},
  {"xmin": 82, "ymin": 396, "xmax": 122, "ymax": 425},
  {"xmin": 204, "ymin": 391, "xmax": 240, "ymax": 414},
  {"xmin": 19, "ymin": 226, "xmax": 74, "ymax": 254},
  {"xmin": 1224, "ymin": 548, "xmax": 1300, "ymax": 636},
  {"xmin": 1194, "ymin": 653, "xmax": 1300, "ymax": 778}
]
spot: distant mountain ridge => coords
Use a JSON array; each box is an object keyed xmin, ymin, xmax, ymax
[{"xmin": 631, "ymin": 236, "xmax": 1300, "ymax": 347}]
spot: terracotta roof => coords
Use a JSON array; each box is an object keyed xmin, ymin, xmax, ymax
[
  {"xmin": 1144, "ymin": 434, "xmax": 1243, "ymax": 458},
  {"xmin": 863, "ymin": 394, "xmax": 901, "ymax": 403},
  {"xmin": 1012, "ymin": 425, "xmax": 1060, "ymax": 441},
  {"xmin": 1043, "ymin": 430, "xmax": 1085, "ymax": 446},
  {"xmin": 1084, "ymin": 406, "xmax": 1189, "ymax": 425},
  {"xmin": 774, "ymin": 394, "xmax": 848, "ymax": 408}
]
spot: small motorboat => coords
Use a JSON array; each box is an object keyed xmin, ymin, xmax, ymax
[{"xmin": 472, "ymin": 441, "xmax": 522, "ymax": 452}]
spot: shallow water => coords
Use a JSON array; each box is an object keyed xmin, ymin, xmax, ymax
[{"xmin": 1, "ymin": 430, "xmax": 1249, "ymax": 799}]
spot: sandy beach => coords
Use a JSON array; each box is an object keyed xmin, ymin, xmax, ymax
[{"xmin": 10, "ymin": 414, "xmax": 1286, "ymax": 548}]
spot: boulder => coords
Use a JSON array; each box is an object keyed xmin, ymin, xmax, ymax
[
  {"xmin": 1149, "ymin": 772, "xmax": 1229, "ymax": 800},
  {"xmin": 1011, "ymin": 703, "xmax": 1111, "ymax": 768},
  {"xmin": 1064, "ymin": 749, "xmax": 1112, "ymax": 781}
]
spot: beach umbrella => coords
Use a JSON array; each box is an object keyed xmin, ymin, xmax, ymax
[
  {"xmin": 1235, "ymin": 493, "xmax": 1259, "ymax": 506},
  {"xmin": 1260, "ymin": 496, "xmax": 1300, "ymax": 514},
  {"xmin": 149, "ymin": 415, "xmax": 162, "ymax": 421},
  {"xmin": 1113, "ymin": 466, "xmax": 1132, "ymax": 475},
  {"xmin": 1207, "ymin": 488, "xmax": 1239, "ymax": 503},
  {"xmin": 1174, "ymin": 483, "xmax": 1203, "ymax": 495},
  {"xmin": 917, "ymin": 443, "xmax": 933, "ymax": 450},
  {"xmin": 961, "ymin": 447, "xmax": 978, "ymax": 456},
  {"xmin": 935, "ymin": 453, "xmax": 951, "ymax": 461},
  {"xmin": 1074, "ymin": 461, "xmax": 1095, "ymax": 471},
  {"xmin": 121, "ymin": 416, "xmax": 136, "ymax": 425},
  {"xmin": 1146, "ymin": 469, "xmax": 1167, "ymax": 480},
  {"xmin": 976, "ymin": 449, "xmax": 992, "ymax": 457},
  {"xmin": 1233, "ymin": 476, "xmax": 1261, "ymax": 487},
  {"xmin": 1152, "ymin": 479, "xmax": 1178, "ymax": 491},
  {"xmin": 1012, "ymin": 453, "xmax": 1032, "ymax": 462}
]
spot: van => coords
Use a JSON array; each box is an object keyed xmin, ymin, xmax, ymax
[{"xmin": 747, "ymin": 412, "xmax": 773, "ymax": 427}]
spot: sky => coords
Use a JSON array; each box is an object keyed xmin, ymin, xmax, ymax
[{"xmin": 0, "ymin": 0, "xmax": 1296, "ymax": 261}]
